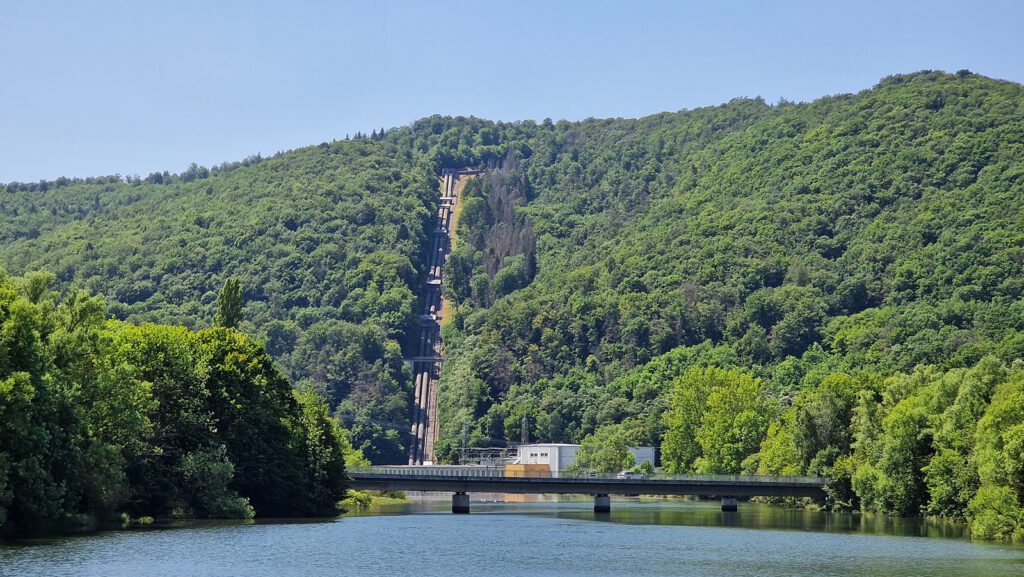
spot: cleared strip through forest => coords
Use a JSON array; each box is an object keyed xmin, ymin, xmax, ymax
[{"xmin": 407, "ymin": 169, "xmax": 474, "ymax": 464}]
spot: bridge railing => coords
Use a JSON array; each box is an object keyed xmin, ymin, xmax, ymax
[
  {"xmin": 349, "ymin": 466, "xmax": 827, "ymax": 485},
  {"xmin": 353, "ymin": 465, "xmax": 505, "ymax": 478}
]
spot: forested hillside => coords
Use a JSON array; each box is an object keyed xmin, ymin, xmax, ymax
[
  {"xmin": 2, "ymin": 70, "xmax": 1024, "ymax": 538},
  {"xmin": 430, "ymin": 70, "xmax": 1024, "ymax": 538},
  {"xmin": 0, "ymin": 139, "xmax": 436, "ymax": 462},
  {"xmin": 434, "ymin": 70, "xmax": 1022, "ymax": 443}
]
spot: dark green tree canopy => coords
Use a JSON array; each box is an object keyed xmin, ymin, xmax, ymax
[
  {"xmin": 0, "ymin": 272, "xmax": 350, "ymax": 536},
  {"xmin": 215, "ymin": 277, "xmax": 243, "ymax": 329}
]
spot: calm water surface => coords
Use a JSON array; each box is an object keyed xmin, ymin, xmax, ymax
[{"xmin": 3, "ymin": 496, "xmax": 1023, "ymax": 577}]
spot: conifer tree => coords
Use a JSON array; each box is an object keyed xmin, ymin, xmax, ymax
[{"xmin": 215, "ymin": 277, "xmax": 243, "ymax": 329}]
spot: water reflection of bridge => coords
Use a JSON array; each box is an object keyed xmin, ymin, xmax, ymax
[{"xmin": 349, "ymin": 467, "xmax": 829, "ymax": 513}]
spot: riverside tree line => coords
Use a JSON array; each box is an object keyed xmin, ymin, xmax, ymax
[{"xmin": 0, "ymin": 272, "xmax": 348, "ymax": 536}]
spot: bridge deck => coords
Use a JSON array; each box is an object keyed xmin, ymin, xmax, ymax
[{"xmin": 349, "ymin": 471, "xmax": 827, "ymax": 499}]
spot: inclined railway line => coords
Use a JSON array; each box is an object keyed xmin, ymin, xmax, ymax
[{"xmin": 407, "ymin": 169, "xmax": 467, "ymax": 465}]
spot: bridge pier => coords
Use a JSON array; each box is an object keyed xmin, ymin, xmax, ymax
[
  {"xmin": 721, "ymin": 496, "xmax": 738, "ymax": 512},
  {"xmin": 452, "ymin": 492, "xmax": 470, "ymax": 514},
  {"xmin": 594, "ymin": 494, "xmax": 611, "ymax": 513}
]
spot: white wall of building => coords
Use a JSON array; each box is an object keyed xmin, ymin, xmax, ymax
[
  {"xmin": 517, "ymin": 444, "xmax": 655, "ymax": 471},
  {"xmin": 518, "ymin": 443, "xmax": 580, "ymax": 472},
  {"xmin": 553, "ymin": 445, "xmax": 580, "ymax": 471},
  {"xmin": 628, "ymin": 446, "xmax": 655, "ymax": 466}
]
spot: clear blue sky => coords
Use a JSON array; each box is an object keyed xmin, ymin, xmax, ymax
[{"xmin": 1, "ymin": 0, "xmax": 1022, "ymax": 183}]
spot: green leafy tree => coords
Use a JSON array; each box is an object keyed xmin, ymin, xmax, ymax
[
  {"xmin": 661, "ymin": 366, "xmax": 715, "ymax": 473},
  {"xmin": 571, "ymin": 424, "xmax": 640, "ymax": 474},
  {"xmin": 756, "ymin": 410, "xmax": 802, "ymax": 476},
  {"xmin": 968, "ymin": 369, "xmax": 1024, "ymax": 540},
  {"xmin": 792, "ymin": 374, "xmax": 862, "ymax": 473},
  {"xmin": 215, "ymin": 277, "xmax": 243, "ymax": 329},
  {"xmin": 292, "ymin": 388, "xmax": 348, "ymax": 515},
  {"xmin": 662, "ymin": 366, "xmax": 770, "ymax": 474},
  {"xmin": 694, "ymin": 368, "xmax": 772, "ymax": 474},
  {"xmin": 924, "ymin": 357, "xmax": 1005, "ymax": 517}
]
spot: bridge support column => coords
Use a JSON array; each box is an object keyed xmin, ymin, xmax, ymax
[
  {"xmin": 452, "ymin": 492, "xmax": 470, "ymax": 514},
  {"xmin": 594, "ymin": 494, "xmax": 611, "ymax": 513},
  {"xmin": 721, "ymin": 496, "xmax": 738, "ymax": 512}
]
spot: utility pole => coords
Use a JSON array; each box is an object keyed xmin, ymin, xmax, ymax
[
  {"xmin": 521, "ymin": 415, "xmax": 529, "ymax": 446},
  {"xmin": 460, "ymin": 421, "xmax": 468, "ymax": 465}
]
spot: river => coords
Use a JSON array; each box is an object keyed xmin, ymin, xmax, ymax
[{"xmin": 3, "ymin": 496, "xmax": 1023, "ymax": 576}]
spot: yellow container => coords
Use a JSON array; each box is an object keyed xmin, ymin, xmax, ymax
[{"xmin": 504, "ymin": 464, "xmax": 551, "ymax": 478}]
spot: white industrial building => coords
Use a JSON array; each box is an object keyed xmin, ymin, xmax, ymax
[
  {"xmin": 516, "ymin": 443, "xmax": 580, "ymax": 472},
  {"xmin": 516, "ymin": 443, "xmax": 655, "ymax": 472},
  {"xmin": 627, "ymin": 446, "xmax": 655, "ymax": 467}
]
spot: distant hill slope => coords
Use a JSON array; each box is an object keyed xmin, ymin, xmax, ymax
[
  {"xmin": 2, "ymin": 70, "xmax": 1022, "ymax": 467},
  {"xmin": 430, "ymin": 70, "xmax": 1024, "ymax": 453},
  {"xmin": 0, "ymin": 140, "xmax": 437, "ymax": 461}
]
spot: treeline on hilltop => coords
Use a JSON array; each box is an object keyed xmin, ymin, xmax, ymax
[
  {"xmin": 1, "ymin": 154, "xmax": 267, "ymax": 194},
  {"xmin": 0, "ymin": 271, "xmax": 349, "ymax": 536}
]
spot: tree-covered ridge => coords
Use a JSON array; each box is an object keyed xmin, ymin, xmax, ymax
[
  {"xmin": 0, "ymin": 271, "xmax": 349, "ymax": 535},
  {"xmin": 437, "ymin": 71, "xmax": 1024, "ymax": 445},
  {"xmin": 424, "ymin": 71, "xmax": 1024, "ymax": 537}
]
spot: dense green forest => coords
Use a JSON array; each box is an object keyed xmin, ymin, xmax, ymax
[
  {"xmin": 2, "ymin": 70, "xmax": 1023, "ymax": 539},
  {"xmin": 429, "ymin": 70, "xmax": 1024, "ymax": 540},
  {"xmin": 0, "ymin": 272, "xmax": 349, "ymax": 535}
]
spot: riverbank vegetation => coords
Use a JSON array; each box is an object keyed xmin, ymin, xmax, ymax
[{"xmin": 0, "ymin": 273, "xmax": 349, "ymax": 536}]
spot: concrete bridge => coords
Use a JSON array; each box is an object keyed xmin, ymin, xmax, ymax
[{"xmin": 348, "ymin": 466, "xmax": 829, "ymax": 514}]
